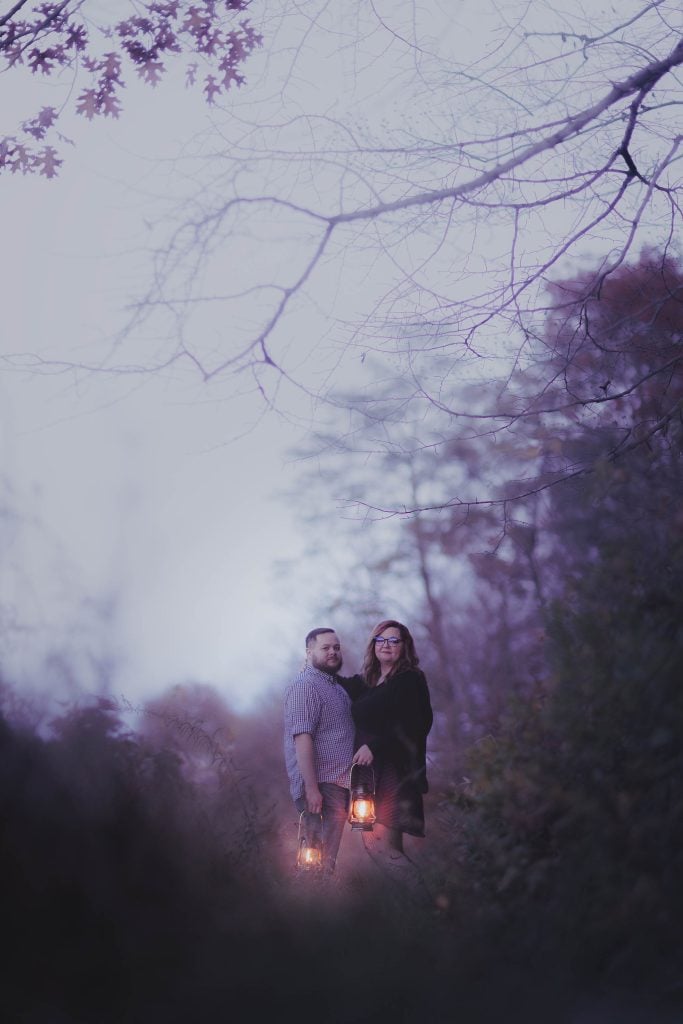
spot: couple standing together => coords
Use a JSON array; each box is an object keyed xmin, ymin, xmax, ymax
[{"xmin": 283, "ymin": 619, "xmax": 433, "ymax": 875}]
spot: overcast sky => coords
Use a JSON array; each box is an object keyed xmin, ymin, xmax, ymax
[
  {"xmin": 3, "ymin": 0, "xmax": 674, "ymax": 711},
  {"xmin": 0, "ymin": 0, "xmax": 442, "ymax": 711},
  {"xmin": 1, "ymin": 37, "xmax": 318, "ymax": 710},
  {"xmin": 1, "ymin": 0, "xmax": 446, "ymax": 709}
]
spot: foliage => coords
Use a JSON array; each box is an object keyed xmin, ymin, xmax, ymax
[
  {"xmin": 132, "ymin": 682, "xmax": 291, "ymax": 871},
  {"xmin": 0, "ymin": 686, "xmax": 531, "ymax": 1022},
  {"xmin": 3, "ymin": 654, "xmax": 681, "ymax": 1022},
  {"xmin": 451, "ymin": 484, "xmax": 683, "ymax": 989},
  {"xmin": 0, "ymin": 0, "xmax": 261, "ymax": 176},
  {"xmin": 282, "ymin": 248, "xmax": 683, "ymax": 731},
  {"xmin": 437, "ymin": 289, "xmax": 683, "ymax": 993},
  {"xmin": 274, "ymin": 250, "xmax": 683, "ymax": 1011},
  {"xmin": 3, "ymin": 4, "xmax": 683, "ymax": 1010}
]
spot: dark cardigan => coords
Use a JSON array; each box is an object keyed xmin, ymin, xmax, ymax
[{"xmin": 343, "ymin": 668, "xmax": 433, "ymax": 836}]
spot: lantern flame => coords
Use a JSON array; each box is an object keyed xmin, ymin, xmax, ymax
[
  {"xmin": 297, "ymin": 842, "xmax": 323, "ymax": 870},
  {"xmin": 354, "ymin": 799, "xmax": 373, "ymax": 820},
  {"xmin": 349, "ymin": 793, "xmax": 376, "ymax": 829}
]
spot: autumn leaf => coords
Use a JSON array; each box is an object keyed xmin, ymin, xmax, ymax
[
  {"xmin": 183, "ymin": 7, "xmax": 210, "ymax": 36},
  {"xmin": 102, "ymin": 52, "xmax": 123, "ymax": 82},
  {"xmin": 10, "ymin": 143, "xmax": 32, "ymax": 174},
  {"xmin": 28, "ymin": 48, "xmax": 58, "ymax": 74},
  {"xmin": 76, "ymin": 90, "xmax": 100, "ymax": 120},
  {"xmin": 220, "ymin": 66, "xmax": 244, "ymax": 89},
  {"xmin": 2, "ymin": 1, "xmax": 261, "ymax": 176},
  {"xmin": 65, "ymin": 24, "xmax": 88, "ymax": 51},
  {"xmin": 203, "ymin": 74, "xmax": 222, "ymax": 103},
  {"xmin": 21, "ymin": 107, "xmax": 58, "ymax": 141},
  {"xmin": 37, "ymin": 146, "xmax": 62, "ymax": 178},
  {"xmin": 138, "ymin": 59, "xmax": 165, "ymax": 84},
  {"xmin": 100, "ymin": 92, "xmax": 123, "ymax": 118}
]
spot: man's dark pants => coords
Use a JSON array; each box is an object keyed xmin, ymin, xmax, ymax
[{"xmin": 295, "ymin": 783, "xmax": 349, "ymax": 872}]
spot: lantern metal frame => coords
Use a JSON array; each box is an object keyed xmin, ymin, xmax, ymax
[
  {"xmin": 348, "ymin": 763, "xmax": 377, "ymax": 831},
  {"xmin": 296, "ymin": 810, "xmax": 324, "ymax": 871}
]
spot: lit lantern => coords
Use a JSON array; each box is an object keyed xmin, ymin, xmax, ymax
[
  {"xmin": 296, "ymin": 811, "xmax": 324, "ymax": 871},
  {"xmin": 348, "ymin": 764, "xmax": 376, "ymax": 831}
]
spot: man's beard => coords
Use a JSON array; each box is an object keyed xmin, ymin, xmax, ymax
[{"xmin": 311, "ymin": 654, "xmax": 343, "ymax": 675}]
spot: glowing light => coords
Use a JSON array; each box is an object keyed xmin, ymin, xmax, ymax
[
  {"xmin": 349, "ymin": 765, "xmax": 377, "ymax": 830},
  {"xmin": 301, "ymin": 846, "xmax": 322, "ymax": 866},
  {"xmin": 296, "ymin": 811, "xmax": 324, "ymax": 871},
  {"xmin": 353, "ymin": 798, "xmax": 373, "ymax": 820}
]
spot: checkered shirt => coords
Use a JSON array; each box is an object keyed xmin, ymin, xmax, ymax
[{"xmin": 283, "ymin": 665, "xmax": 355, "ymax": 802}]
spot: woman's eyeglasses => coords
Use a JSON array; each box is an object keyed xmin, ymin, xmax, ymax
[{"xmin": 374, "ymin": 637, "xmax": 402, "ymax": 646}]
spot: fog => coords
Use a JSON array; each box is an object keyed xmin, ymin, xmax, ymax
[
  {"xmin": 1, "ymin": 70, "xmax": 315, "ymax": 707},
  {"xmin": 1, "ymin": 3, "xmax": 681, "ymax": 1020}
]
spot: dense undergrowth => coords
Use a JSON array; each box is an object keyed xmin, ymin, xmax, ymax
[{"xmin": 2, "ymin": 579, "xmax": 681, "ymax": 1024}]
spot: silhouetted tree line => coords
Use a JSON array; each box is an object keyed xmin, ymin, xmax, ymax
[{"xmin": 0, "ymin": 686, "xmax": 553, "ymax": 1023}]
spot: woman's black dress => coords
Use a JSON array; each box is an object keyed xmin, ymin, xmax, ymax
[{"xmin": 349, "ymin": 668, "xmax": 433, "ymax": 837}]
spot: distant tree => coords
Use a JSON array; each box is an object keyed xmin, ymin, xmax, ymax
[
  {"xmin": 134, "ymin": 683, "xmax": 291, "ymax": 874},
  {"xmin": 541, "ymin": 248, "xmax": 682, "ymax": 461},
  {"xmin": 279, "ymin": 247, "xmax": 682, "ymax": 749},
  {"xmin": 501, "ymin": 247, "xmax": 683, "ymax": 585},
  {"xmin": 448, "ymin": 433, "xmax": 683, "ymax": 991},
  {"xmin": 283, "ymin": 410, "xmax": 544, "ymax": 743},
  {"xmin": 0, "ymin": 0, "xmax": 261, "ymax": 176},
  {"xmin": 2, "ymin": 650, "xmax": 680, "ymax": 1017},
  {"xmin": 417, "ymin": 252, "xmax": 683, "ymax": 1000}
]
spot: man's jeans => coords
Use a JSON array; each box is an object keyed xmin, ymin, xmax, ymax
[{"xmin": 295, "ymin": 783, "xmax": 349, "ymax": 871}]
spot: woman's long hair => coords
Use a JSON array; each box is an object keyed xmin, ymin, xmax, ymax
[{"xmin": 361, "ymin": 619, "xmax": 421, "ymax": 687}]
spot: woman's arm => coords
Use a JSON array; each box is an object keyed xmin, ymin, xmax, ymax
[{"xmin": 393, "ymin": 670, "xmax": 432, "ymax": 734}]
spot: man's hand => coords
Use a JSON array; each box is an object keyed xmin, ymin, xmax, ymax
[
  {"xmin": 305, "ymin": 784, "xmax": 323, "ymax": 814},
  {"xmin": 352, "ymin": 743, "xmax": 374, "ymax": 766}
]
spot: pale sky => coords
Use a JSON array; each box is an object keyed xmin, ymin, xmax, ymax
[
  {"xmin": 0, "ymin": 0, "xmax": 448, "ymax": 710},
  {"xmin": 1, "ymin": 48, "xmax": 315, "ymax": 709},
  {"xmin": 2, "ymin": 0, "xmax": 677, "ymax": 709}
]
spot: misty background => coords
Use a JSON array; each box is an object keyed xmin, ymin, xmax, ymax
[
  {"xmin": 2, "ymin": 46, "xmax": 314, "ymax": 705},
  {"xmin": 1, "ymin": 1, "xmax": 682, "ymax": 1021}
]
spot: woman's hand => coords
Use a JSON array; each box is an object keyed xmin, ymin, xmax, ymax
[{"xmin": 352, "ymin": 743, "xmax": 374, "ymax": 766}]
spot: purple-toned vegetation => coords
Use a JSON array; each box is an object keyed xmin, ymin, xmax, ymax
[
  {"xmin": 0, "ymin": 1, "xmax": 261, "ymax": 176},
  {"xmin": 2, "ymin": 249, "xmax": 682, "ymax": 1018}
]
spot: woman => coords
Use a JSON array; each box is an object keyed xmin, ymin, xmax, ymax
[{"xmin": 351, "ymin": 619, "xmax": 433, "ymax": 854}]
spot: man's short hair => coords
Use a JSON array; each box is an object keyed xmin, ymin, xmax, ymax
[{"xmin": 305, "ymin": 627, "xmax": 336, "ymax": 648}]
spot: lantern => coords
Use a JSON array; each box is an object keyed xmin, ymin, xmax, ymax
[
  {"xmin": 296, "ymin": 811, "xmax": 324, "ymax": 871},
  {"xmin": 348, "ymin": 764, "xmax": 376, "ymax": 831}
]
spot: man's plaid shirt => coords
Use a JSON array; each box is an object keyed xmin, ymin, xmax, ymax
[{"xmin": 283, "ymin": 665, "xmax": 355, "ymax": 802}]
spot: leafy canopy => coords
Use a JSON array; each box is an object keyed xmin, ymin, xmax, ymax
[{"xmin": 0, "ymin": 0, "xmax": 261, "ymax": 177}]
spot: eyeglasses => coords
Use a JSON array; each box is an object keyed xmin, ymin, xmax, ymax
[{"xmin": 374, "ymin": 637, "xmax": 402, "ymax": 647}]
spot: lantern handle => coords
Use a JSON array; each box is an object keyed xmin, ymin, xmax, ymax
[
  {"xmin": 349, "ymin": 761, "xmax": 375, "ymax": 792},
  {"xmin": 297, "ymin": 809, "xmax": 324, "ymax": 844}
]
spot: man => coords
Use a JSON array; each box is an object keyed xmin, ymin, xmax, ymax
[{"xmin": 283, "ymin": 627, "xmax": 356, "ymax": 872}]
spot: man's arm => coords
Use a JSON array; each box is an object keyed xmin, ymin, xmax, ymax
[
  {"xmin": 338, "ymin": 673, "xmax": 366, "ymax": 700},
  {"xmin": 294, "ymin": 733, "xmax": 323, "ymax": 814}
]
